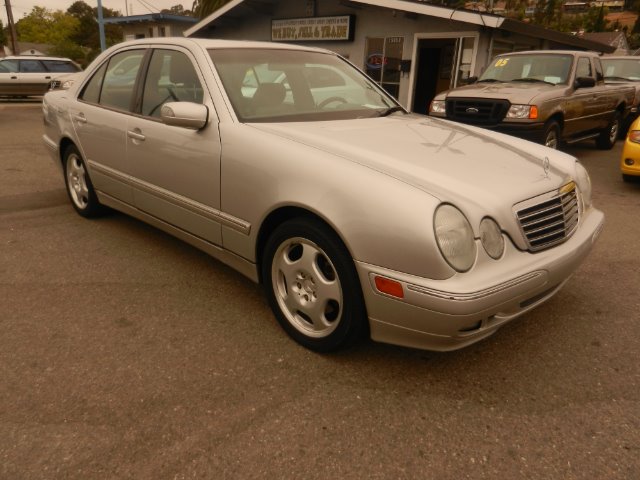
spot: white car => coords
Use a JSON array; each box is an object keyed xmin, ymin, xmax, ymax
[
  {"xmin": 42, "ymin": 38, "xmax": 604, "ymax": 352},
  {"xmin": 0, "ymin": 55, "xmax": 81, "ymax": 97}
]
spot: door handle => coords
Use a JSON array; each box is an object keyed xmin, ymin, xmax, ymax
[
  {"xmin": 73, "ymin": 113, "xmax": 87, "ymax": 124},
  {"xmin": 10, "ymin": 76, "xmax": 17, "ymax": 79},
  {"xmin": 127, "ymin": 130, "xmax": 146, "ymax": 141},
  {"xmin": 45, "ymin": 76, "xmax": 51, "ymax": 79}
]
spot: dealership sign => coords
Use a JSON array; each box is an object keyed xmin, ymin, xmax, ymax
[{"xmin": 272, "ymin": 15, "xmax": 355, "ymax": 42}]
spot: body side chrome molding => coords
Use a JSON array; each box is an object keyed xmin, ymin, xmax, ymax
[{"xmin": 88, "ymin": 160, "xmax": 251, "ymax": 235}]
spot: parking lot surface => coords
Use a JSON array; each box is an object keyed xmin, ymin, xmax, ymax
[{"xmin": 1, "ymin": 102, "xmax": 639, "ymax": 479}]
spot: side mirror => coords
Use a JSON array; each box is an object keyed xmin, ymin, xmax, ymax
[
  {"xmin": 575, "ymin": 76, "xmax": 596, "ymax": 89},
  {"xmin": 160, "ymin": 102, "xmax": 209, "ymax": 130}
]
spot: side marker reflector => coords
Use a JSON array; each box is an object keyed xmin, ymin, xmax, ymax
[{"xmin": 374, "ymin": 276, "xmax": 404, "ymax": 299}]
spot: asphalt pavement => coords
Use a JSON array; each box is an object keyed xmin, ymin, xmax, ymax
[{"xmin": 1, "ymin": 102, "xmax": 639, "ymax": 479}]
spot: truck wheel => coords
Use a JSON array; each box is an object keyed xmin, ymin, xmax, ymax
[
  {"xmin": 596, "ymin": 112, "xmax": 620, "ymax": 150},
  {"xmin": 543, "ymin": 121, "xmax": 561, "ymax": 149}
]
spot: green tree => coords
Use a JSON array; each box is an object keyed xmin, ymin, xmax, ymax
[
  {"xmin": 15, "ymin": 7, "xmax": 80, "ymax": 46},
  {"xmin": 161, "ymin": 4, "xmax": 193, "ymax": 15},
  {"xmin": 67, "ymin": 1, "xmax": 122, "ymax": 65},
  {"xmin": 191, "ymin": 0, "xmax": 232, "ymax": 18}
]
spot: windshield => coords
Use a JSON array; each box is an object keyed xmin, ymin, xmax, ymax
[
  {"xmin": 479, "ymin": 54, "xmax": 574, "ymax": 85},
  {"xmin": 602, "ymin": 58, "xmax": 640, "ymax": 81},
  {"xmin": 209, "ymin": 48, "xmax": 400, "ymax": 122}
]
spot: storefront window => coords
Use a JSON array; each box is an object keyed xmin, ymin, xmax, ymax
[{"xmin": 365, "ymin": 36, "xmax": 404, "ymax": 98}]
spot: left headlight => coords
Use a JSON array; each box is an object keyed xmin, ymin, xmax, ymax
[
  {"xmin": 480, "ymin": 217, "xmax": 505, "ymax": 259},
  {"xmin": 434, "ymin": 204, "xmax": 477, "ymax": 272},
  {"xmin": 574, "ymin": 161, "xmax": 592, "ymax": 209}
]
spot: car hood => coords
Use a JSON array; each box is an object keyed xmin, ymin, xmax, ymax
[
  {"xmin": 250, "ymin": 114, "xmax": 576, "ymax": 215},
  {"xmin": 438, "ymin": 82, "xmax": 567, "ymax": 104}
]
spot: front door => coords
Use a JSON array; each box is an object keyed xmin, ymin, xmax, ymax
[{"xmin": 127, "ymin": 48, "xmax": 222, "ymax": 246}]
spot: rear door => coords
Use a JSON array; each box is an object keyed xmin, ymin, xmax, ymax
[
  {"xmin": 17, "ymin": 59, "xmax": 52, "ymax": 95},
  {"xmin": 0, "ymin": 59, "xmax": 19, "ymax": 95},
  {"xmin": 68, "ymin": 48, "xmax": 148, "ymax": 205}
]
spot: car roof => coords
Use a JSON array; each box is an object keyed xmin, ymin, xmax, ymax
[
  {"xmin": 2, "ymin": 55, "xmax": 76, "ymax": 61},
  {"xmin": 601, "ymin": 56, "xmax": 640, "ymax": 60},
  {"xmin": 496, "ymin": 50, "xmax": 600, "ymax": 57},
  {"xmin": 111, "ymin": 37, "xmax": 335, "ymax": 55}
]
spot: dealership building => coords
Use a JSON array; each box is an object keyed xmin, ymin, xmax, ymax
[{"xmin": 184, "ymin": 0, "xmax": 614, "ymax": 113}]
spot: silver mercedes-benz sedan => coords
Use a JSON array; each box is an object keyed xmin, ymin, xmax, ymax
[{"xmin": 42, "ymin": 38, "xmax": 604, "ymax": 352}]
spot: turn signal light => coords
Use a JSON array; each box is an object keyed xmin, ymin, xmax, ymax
[
  {"xmin": 529, "ymin": 106, "xmax": 539, "ymax": 119},
  {"xmin": 374, "ymin": 276, "xmax": 404, "ymax": 299}
]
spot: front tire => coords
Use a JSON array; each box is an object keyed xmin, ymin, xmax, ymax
[
  {"xmin": 63, "ymin": 144, "xmax": 105, "ymax": 218},
  {"xmin": 543, "ymin": 121, "xmax": 561, "ymax": 150},
  {"xmin": 596, "ymin": 111, "xmax": 620, "ymax": 150},
  {"xmin": 262, "ymin": 218, "xmax": 367, "ymax": 352}
]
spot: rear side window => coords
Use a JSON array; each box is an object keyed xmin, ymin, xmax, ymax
[
  {"xmin": 19, "ymin": 60, "xmax": 47, "ymax": 73},
  {"xmin": 594, "ymin": 58, "xmax": 604, "ymax": 82},
  {"xmin": 42, "ymin": 60, "xmax": 80, "ymax": 73},
  {"xmin": 576, "ymin": 58, "xmax": 592, "ymax": 78},
  {"xmin": 80, "ymin": 62, "xmax": 108, "ymax": 104},
  {"xmin": 0, "ymin": 59, "xmax": 18, "ymax": 73},
  {"xmin": 97, "ymin": 50, "xmax": 145, "ymax": 111}
]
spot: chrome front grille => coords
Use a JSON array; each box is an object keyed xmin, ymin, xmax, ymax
[{"xmin": 515, "ymin": 182, "xmax": 580, "ymax": 252}]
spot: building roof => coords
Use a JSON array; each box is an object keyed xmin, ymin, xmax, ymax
[
  {"xmin": 103, "ymin": 13, "xmax": 198, "ymax": 25},
  {"xmin": 183, "ymin": 0, "xmax": 615, "ymax": 53}
]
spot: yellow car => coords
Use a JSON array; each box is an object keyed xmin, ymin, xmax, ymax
[{"xmin": 622, "ymin": 116, "xmax": 640, "ymax": 182}]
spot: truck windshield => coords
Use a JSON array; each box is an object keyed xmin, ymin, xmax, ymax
[
  {"xmin": 479, "ymin": 54, "xmax": 573, "ymax": 85},
  {"xmin": 601, "ymin": 58, "xmax": 640, "ymax": 81}
]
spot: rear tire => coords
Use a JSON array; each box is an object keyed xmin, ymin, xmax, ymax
[
  {"xmin": 596, "ymin": 111, "xmax": 620, "ymax": 150},
  {"xmin": 63, "ymin": 145, "xmax": 106, "ymax": 218}
]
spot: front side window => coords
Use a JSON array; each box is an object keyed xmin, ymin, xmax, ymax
[
  {"xmin": 480, "ymin": 54, "xmax": 573, "ymax": 85},
  {"xmin": 141, "ymin": 49, "xmax": 204, "ymax": 117},
  {"xmin": 210, "ymin": 48, "xmax": 397, "ymax": 122}
]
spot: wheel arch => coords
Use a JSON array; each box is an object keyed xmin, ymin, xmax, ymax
[
  {"xmin": 58, "ymin": 137, "xmax": 77, "ymax": 165},
  {"xmin": 546, "ymin": 112, "xmax": 564, "ymax": 130},
  {"xmin": 255, "ymin": 206, "xmax": 353, "ymax": 285}
]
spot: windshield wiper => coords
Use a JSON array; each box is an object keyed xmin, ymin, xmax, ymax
[
  {"xmin": 477, "ymin": 78, "xmax": 501, "ymax": 83},
  {"xmin": 377, "ymin": 106, "xmax": 406, "ymax": 117},
  {"xmin": 604, "ymin": 75, "xmax": 633, "ymax": 81},
  {"xmin": 512, "ymin": 77, "xmax": 555, "ymax": 85}
]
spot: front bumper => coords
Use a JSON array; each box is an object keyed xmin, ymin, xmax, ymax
[{"xmin": 356, "ymin": 207, "xmax": 604, "ymax": 351}]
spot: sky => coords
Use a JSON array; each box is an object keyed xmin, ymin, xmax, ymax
[{"xmin": 1, "ymin": 0, "xmax": 192, "ymax": 25}]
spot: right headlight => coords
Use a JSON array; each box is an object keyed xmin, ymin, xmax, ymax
[
  {"xmin": 430, "ymin": 100, "xmax": 446, "ymax": 115},
  {"xmin": 434, "ymin": 204, "xmax": 477, "ymax": 272}
]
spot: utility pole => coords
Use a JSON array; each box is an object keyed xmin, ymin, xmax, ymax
[
  {"xmin": 5, "ymin": 0, "xmax": 19, "ymax": 55},
  {"xmin": 97, "ymin": 0, "xmax": 106, "ymax": 52}
]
